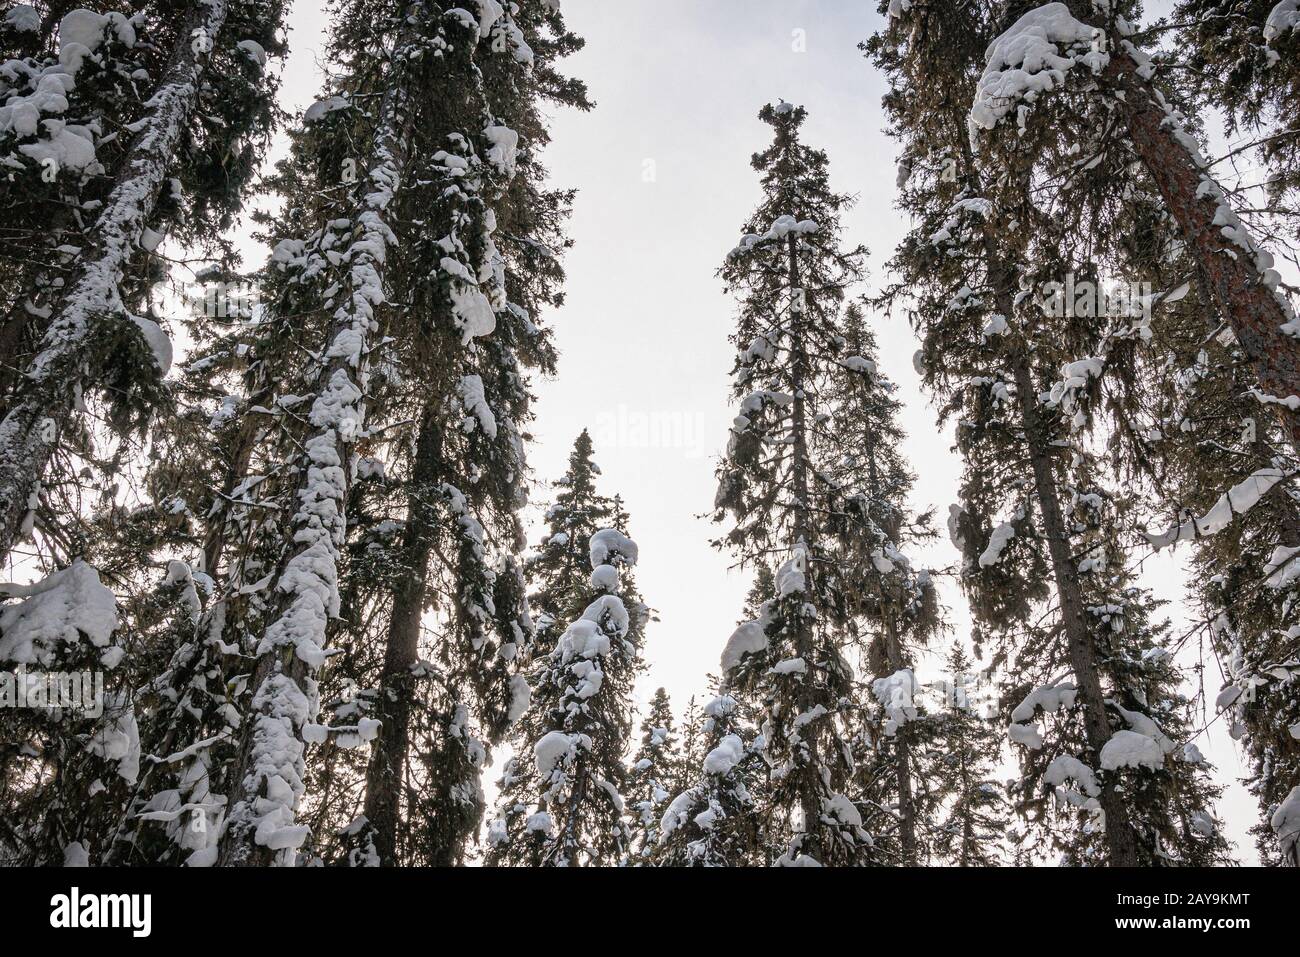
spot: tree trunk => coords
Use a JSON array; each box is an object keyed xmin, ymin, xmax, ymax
[
  {"xmin": 784, "ymin": 231, "xmax": 826, "ymax": 863},
  {"xmin": 958, "ymin": 751, "xmax": 975, "ymax": 867},
  {"xmin": 882, "ymin": 615, "xmax": 918, "ymax": 865},
  {"xmin": 362, "ymin": 406, "xmax": 442, "ymax": 864},
  {"xmin": 202, "ymin": 409, "xmax": 263, "ymax": 577},
  {"xmin": 1092, "ymin": 13, "xmax": 1300, "ymax": 454},
  {"xmin": 864, "ymin": 434, "xmax": 918, "ymax": 864},
  {"xmin": 1008, "ymin": 353, "xmax": 1138, "ymax": 865},
  {"xmin": 0, "ymin": 0, "xmax": 230, "ymax": 564}
]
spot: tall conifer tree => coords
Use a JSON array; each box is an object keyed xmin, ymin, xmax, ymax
[
  {"xmin": 710, "ymin": 102, "xmax": 937, "ymax": 865},
  {"xmin": 869, "ymin": 0, "xmax": 1229, "ymax": 864},
  {"xmin": 487, "ymin": 433, "xmax": 646, "ymax": 866},
  {"xmin": 626, "ymin": 686, "xmax": 681, "ymax": 862}
]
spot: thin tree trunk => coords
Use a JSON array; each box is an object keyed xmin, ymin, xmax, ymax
[
  {"xmin": 958, "ymin": 750, "xmax": 975, "ymax": 867},
  {"xmin": 1007, "ymin": 352, "xmax": 1138, "ymax": 865},
  {"xmin": 0, "ymin": 0, "xmax": 229, "ymax": 564},
  {"xmin": 863, "ymin": 523, "xmax": 920, "ymax": 865},
  {"xmin": 362, "ymin": 406, "xmax": 442, "ymax": 864},
  {"xmin": 784, "ymin": 231, "xmax": 827, "ymax": 862},
  {"xmin": 863, "ymin": 428, "xmax": 918, "ymax": 864},
  {"xmin": 202, "ymin": 409, "xmax": 263, "ymax": 577},
  {"xmin": 882, "ymin": 614, "xmax": 918, "ymax": 865}
]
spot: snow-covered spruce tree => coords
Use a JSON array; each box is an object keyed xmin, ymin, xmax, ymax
[
  {"xmin": 828, "ymin": 303, "xmax": 943, "ymax": 865},
  {"xmin": 95, "ymin": 75, "xmax": 438, "ymax": 866},
  {"xmin": 870, "ymin": 0, "xmax": 1139, "ymax": 862},
  {"xmin": 207, "ymin": 0, "xmax": 588, "ymax": 868},
  {"xmin": 486, "ymin": 438, "xmax": 645, "ymax": 867},
  {"xmin": 0, "ymin": 1, "xmax": 285, "ymax": 566},
  {"xmin": 654, "ymin": 579, "xmax": 766, "ymax": 866},
  {"xmin": 967, "ymin": 0, "xmax": 1292, "ymax": 864},
  {"xmin": 348, "ymin": 0, "xmax": 591, "ymax": 866},
  {"xmin": 921, "ymin": 643, "xmax": 1010, "ymax": 867},
  {"xmin": 969, "ymin": 1, "xmax": 1300, "ymax": 457},
  {"xmin": 214, "ymin": 0, "xmax": 454, "ymax": 867},
  {"xmin": 480, "ymin": 429, "xmax": 621, "ymax": 863},
  {"xmin": 656, "ymin": 692, "xmax": 763, "ymax": 866},
  {"xmin": 711, "ymin": 102, "xmax": 934, "ymax": 866},
  {"xmin": 0, "ymin": 2, "xmax": 284, "ymax": 867},
  {"xmin": 675, "ymin": 693, "xmax": 706, "ymax": 794},
  {"xmin": 523, "ymin": 429, "xmax": 614, "ymax": 644},
  {"xmin": 486, "ymin": 528, "xmax": 646, "ymax": 867},
  {"xmin": 626, "ymin": 685, "xmax": 680, "ymax": 861},
  {"xmin": 869, "ymin": 0, "xmax": 1227, "ymax": 865}
]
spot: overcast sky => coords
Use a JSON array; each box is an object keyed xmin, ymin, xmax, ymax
[{"xmin": 252, "ymin": 0, "xmax": 1258, "ymax": 860}]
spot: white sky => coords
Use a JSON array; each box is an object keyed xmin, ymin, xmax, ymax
[{"xmin": 247, "ymin": 0, "xmax": 1258, "ymax": 861}]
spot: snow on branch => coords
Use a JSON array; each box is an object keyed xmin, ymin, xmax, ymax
[
  {"xmin": 0, "ymin": 559, "xmax": 118, "ymax": 666},
  {"xmin": 1142, "ymin": 468, "xmax": 1289, "ymax": 549},
  {"xmin": 727, "ymin": 215, "xmax": 819, "ymax": 260},
  {"xmin": 1265, "ymin": 1, "xmax": 1300, "ymax": 43},
  {"xmin": 969, "ymin": 3, "xmax": 1109, "ymax": 136}
]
